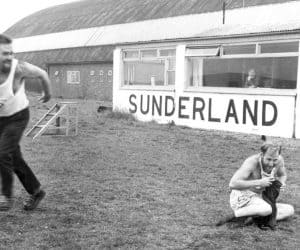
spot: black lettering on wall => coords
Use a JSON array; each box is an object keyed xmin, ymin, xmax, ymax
[
  {"xmin": 262, "ymin": 100, "xmax": 278, "ymax": 126},
  {"xmin": 243, "ymin": 100, "xmax": 258, "ymax": 125},
  {"xmin": 152, "ymin": 95, "xmax": 162, "ymax": 116},
  {"xmin": 129, "ymin": 94, "xmax": 137, "ymax": 113},
  {"xmin": 193, "ymin": 97, "xmax": 205, "ymax": 120},
  {"xmin": 165, "ymin": 96, "xmax": 175, "ymax": 116},
  {"xmin": 208, "ymin": 98, "xmax": 221, "ymax": 122},
  {"xmin": 178, "ymin": 96, "xmax": 190, "ymax": 119},
  {"xmin": 225, "ymin": 99, "xmax": 239, "ymax": 123},
  {"xmin": 140, "ymin": 95, "xmax": 150, "ymax": 115}
]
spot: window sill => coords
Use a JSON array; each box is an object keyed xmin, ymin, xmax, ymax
[
  {"xmin": 120, "ymin": 85, "xmax": 175, "ymax": 92},
  {"xmin": 184, "ymin": 87, "xmax": 297, "ymax": 96}
]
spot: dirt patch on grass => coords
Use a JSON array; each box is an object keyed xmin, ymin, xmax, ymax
[{"xmin": 0, "ymin": 93, "xmax": 299, "ymax": 249}]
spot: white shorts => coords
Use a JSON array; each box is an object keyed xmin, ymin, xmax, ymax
[{"xmin": 230, "ymin": 189, "xmax": 262, "ymax": 211}]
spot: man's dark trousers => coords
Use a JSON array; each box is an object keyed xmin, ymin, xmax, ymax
[{"xmin": 0, "ymin": 108, "xmax": 40, "ymax": 198}]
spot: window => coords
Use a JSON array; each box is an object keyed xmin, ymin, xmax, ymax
[
  {"xmin": 141, "ymin": 49, "xmax": 157, "ymax": 58},
  {"xmin": 260, "ymin": 42, "xmax": 299, "ymax": 54},
  {"xmin": 159, "ymin": 49, "xmax": 176, "ymax": 57},
  {"xmin": 99, "ymin": 70, "xmax": 104, "ymax": 83},
  {"xmin": 124, "ymin": 61, "xmax": 165, "ymax": 86},
  {"xmin": 123, "ymin": 50, "xmax": 139, "ymax": 59},
  {"xmin": 67, "ymin": 71, "xmax": 80, "ymax": 84},
  {"xmin": 223, "ymin": 44, "xmax": 256, "ymax": 55},
  {"xmin": 108, "ymin": 70, "xmax": 113, "ymax": 83},
  {"xmin": 166, "ymin": 58, "xmax": 176, "ymax": 85},
  {"xmin": 186, "ymin": 42, "xmax": 298, "ymax": 89},
  {"xmin": 186, "ymin": 47, "xmax": 220, "ymax": 57},
  {"xmin": 123, "ymin": 48, "xmax": 176, "ymax": 86}
]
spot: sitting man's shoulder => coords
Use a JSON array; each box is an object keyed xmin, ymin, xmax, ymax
[
  {"xmin": 245, "ymin": 153, "xmax": 260, "ymax": 163},
  {"xmin": 242, "ymin": 154, "xmax": 260, "ymax": 169}
]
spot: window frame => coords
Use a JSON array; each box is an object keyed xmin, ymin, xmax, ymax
[
  {"xmin": 185, "ymin": 40, "xmax": 299, "ymax": 93},
  {"xmin": 122, "ymin": 47, "xmax": 176, "ymax": 89},
  {"xmin": 67, "ymin": 70, "xmax": 80, "ymax": 84}
]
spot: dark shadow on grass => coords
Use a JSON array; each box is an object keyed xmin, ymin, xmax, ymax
[{"xmin": 218, "ymin": 216, "xmax": 295, "ymax": 232}]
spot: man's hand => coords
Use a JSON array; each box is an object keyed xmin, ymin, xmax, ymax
[
  {"xmin": 38, "ymin": 93, "xmax": 51, "ymax": 103},
  {"xmin": 259, "ymin": 177, "xmax": 275, "ymax": 187},
  {"xmin": 0, "ymin": 98, "xmax": 6, "ymax": 109},
  {"xmin": 280, "ymin": 182, "xmax": 286, "ymax": 191}
]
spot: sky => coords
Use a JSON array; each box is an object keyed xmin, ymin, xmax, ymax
[{"xmin": 1, "ymin": 0, "xmax": 80, "ymax": 33}]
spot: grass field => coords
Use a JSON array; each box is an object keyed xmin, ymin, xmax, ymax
[{"xmin": 0, "ymin": 94, "xmax": 299, "ymax": 249}]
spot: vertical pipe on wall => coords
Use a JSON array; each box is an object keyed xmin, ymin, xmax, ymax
[
  {"xmin": 175, "ymin": 45, "xmax": 186, "ymax": 93},
  {"xmin": 174, "ymin": 44, "xmax": 186, "ymax": 125},
  {"xmin": 222, "ymin": 1, "xmax": 226, "ymax": 24},
  {"xmin": 113, "ymin": 48, "xmax": 122, "ymax": 111},
  {"xmin": 294, "ymin": 41, "xmax": 300, "ymax": 138}
]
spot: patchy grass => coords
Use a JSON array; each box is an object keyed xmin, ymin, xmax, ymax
[
  {"xmin": 104, "ymin": 109, "xmax": 136, "ymax": 121},
  {"xmin": 0, "ymin": 93, "xmax": 299, "ymax": 249}
]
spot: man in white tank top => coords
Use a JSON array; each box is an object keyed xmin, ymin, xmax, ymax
[
  {"xmin": 216, "ymin": 139, "xmax": 294, "ymax": 228},
  {"xmin": 0, "ymin": 34, "xmax": 51, "ymax": 211}
]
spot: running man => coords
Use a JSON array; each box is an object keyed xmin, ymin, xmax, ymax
[{"xmin": 0, "ymin": 34, "xmax": 51, "ymax": 210}]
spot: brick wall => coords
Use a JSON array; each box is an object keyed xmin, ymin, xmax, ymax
[{"xmin": 48, "ymin": 63, "xmax": 113, "ymax": 101}]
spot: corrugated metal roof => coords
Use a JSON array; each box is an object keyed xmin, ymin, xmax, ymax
[
  {"xmin": 15, "ymin": 46, "xmax": 113, "ymax": 68},
  {"xmin": 13, "ymin": 1, "xmax": 300, "ymax": 53},
  {"xmin": 5, "ymin": 0, "xmax": 295, "ymax": 38},
  {"xmin": 197, "ymin": 22, "xmax": 300, "ymax": 38}
]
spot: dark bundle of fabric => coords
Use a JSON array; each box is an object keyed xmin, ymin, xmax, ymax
[{"xmin": 254, "ymin": 180, "xmax": 282, "ymax": 230}]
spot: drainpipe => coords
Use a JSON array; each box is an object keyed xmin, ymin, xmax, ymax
[
  {"xmin": 294, "ymin": 41, "xmax": 300, "ymax": 138},
  {"xmin": 222, "ymin": 1, "xmax": 226, "ymax": 24}
]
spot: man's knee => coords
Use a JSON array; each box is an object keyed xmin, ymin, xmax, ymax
[
  {"xmin": 277, "ymin": 203, "xmax": 294, "ymax": 219},
  {"xmin": 287, "ymin": 204, "xmax": 295, "ymax": 216},
  {"xmin": 257, "ymin": 202, "xmax": 272, "ymax": 216}
]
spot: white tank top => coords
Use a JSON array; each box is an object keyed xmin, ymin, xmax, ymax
[{"xmin": 0, "ymin": 59, "xmax": 29, "ymax": 117}]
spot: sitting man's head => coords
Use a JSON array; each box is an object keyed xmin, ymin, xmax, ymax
[
  {"xmin": 247, "ymin": 69, "xmax": 256, "ymax": 80},
  {"xmin": 260, "ymin": 142, "xmax": 281, "ymax": 174}
]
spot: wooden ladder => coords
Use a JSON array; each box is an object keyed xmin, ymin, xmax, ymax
[{"xmin": 25, "ymin": 102, "xmax": 79, "ymax": 140}]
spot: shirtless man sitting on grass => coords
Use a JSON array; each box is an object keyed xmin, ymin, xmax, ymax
[{"xmin": 217, "ymin": 140, "xmax": 294, "ymax": 227}]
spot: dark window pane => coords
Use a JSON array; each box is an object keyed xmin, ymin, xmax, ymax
[
  {"xmin": 123, "ymin": 50, "xmax": 139, "ymax": 59},
  {"xmin": 203, "ymin": 58, "xmax": 244, "ymax": 87},
  {"xmin": 260, "ymin": 42, "xmax": 299, "ymax": 53},
  {"xmin": 167, "ymin": 71, "xmax": 175, "ymax": 85},
  {"xmin": 223, "ymin": 44, "xmax": 256, "ymax": 55},
  {"xmin": 187, "ymin": 56, "xmax": 298, "ymax": 89},
  {"xmin": 167, "ymin": 58, "xmax": 176, "ymax": 70},
  {"xmin": 124, "ymin": 61, "xmax": 164, "ymax": 86},
  {"xmin": 141, "ymin": 49, "xmax": 157, "ymax": 58},
  {"xmin": 160, "ymin": 49, "xmax": 176, "ymax": 57}
]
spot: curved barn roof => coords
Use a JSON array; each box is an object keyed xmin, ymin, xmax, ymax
[
  {"xmin": 12, "ymin": 1, "xmax": 300, "ymax": 54},
  {"xmin": 5, "ymin": 0, "xmax": 297, "ymax": 38}
]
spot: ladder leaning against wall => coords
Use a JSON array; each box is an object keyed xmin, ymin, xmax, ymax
[{"xmin": 25, "ymin": 101, "xmax": 79, "ymax": 140}]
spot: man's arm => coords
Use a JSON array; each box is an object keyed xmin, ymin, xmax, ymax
[
  {"xmin": 229, "ymin": 158, "xmax": 274, "ymax": 190},
  {"xmin": 15, "ymin": 61, "xmax": 51, "ymax": 102},
  {"xmin": 276, "ymin": 156, "xmax": 287, "ymax": 187}
]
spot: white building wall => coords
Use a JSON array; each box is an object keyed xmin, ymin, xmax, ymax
[
  {"xmin": 172, "ymin": 92, "xmax": 295, "ymax": 138},
  {"xmin": 113, "ymin": 41, "xmax": 298, "ymax": 138}
]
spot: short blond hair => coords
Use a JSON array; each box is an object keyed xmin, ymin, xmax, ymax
[
  {"xmin": 261, "ymin": 142, "xmax": 281, "ymax": 155},
  {"xmin": 0, "ymin": 34, "xmax": 12, "ymax": 44}
]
